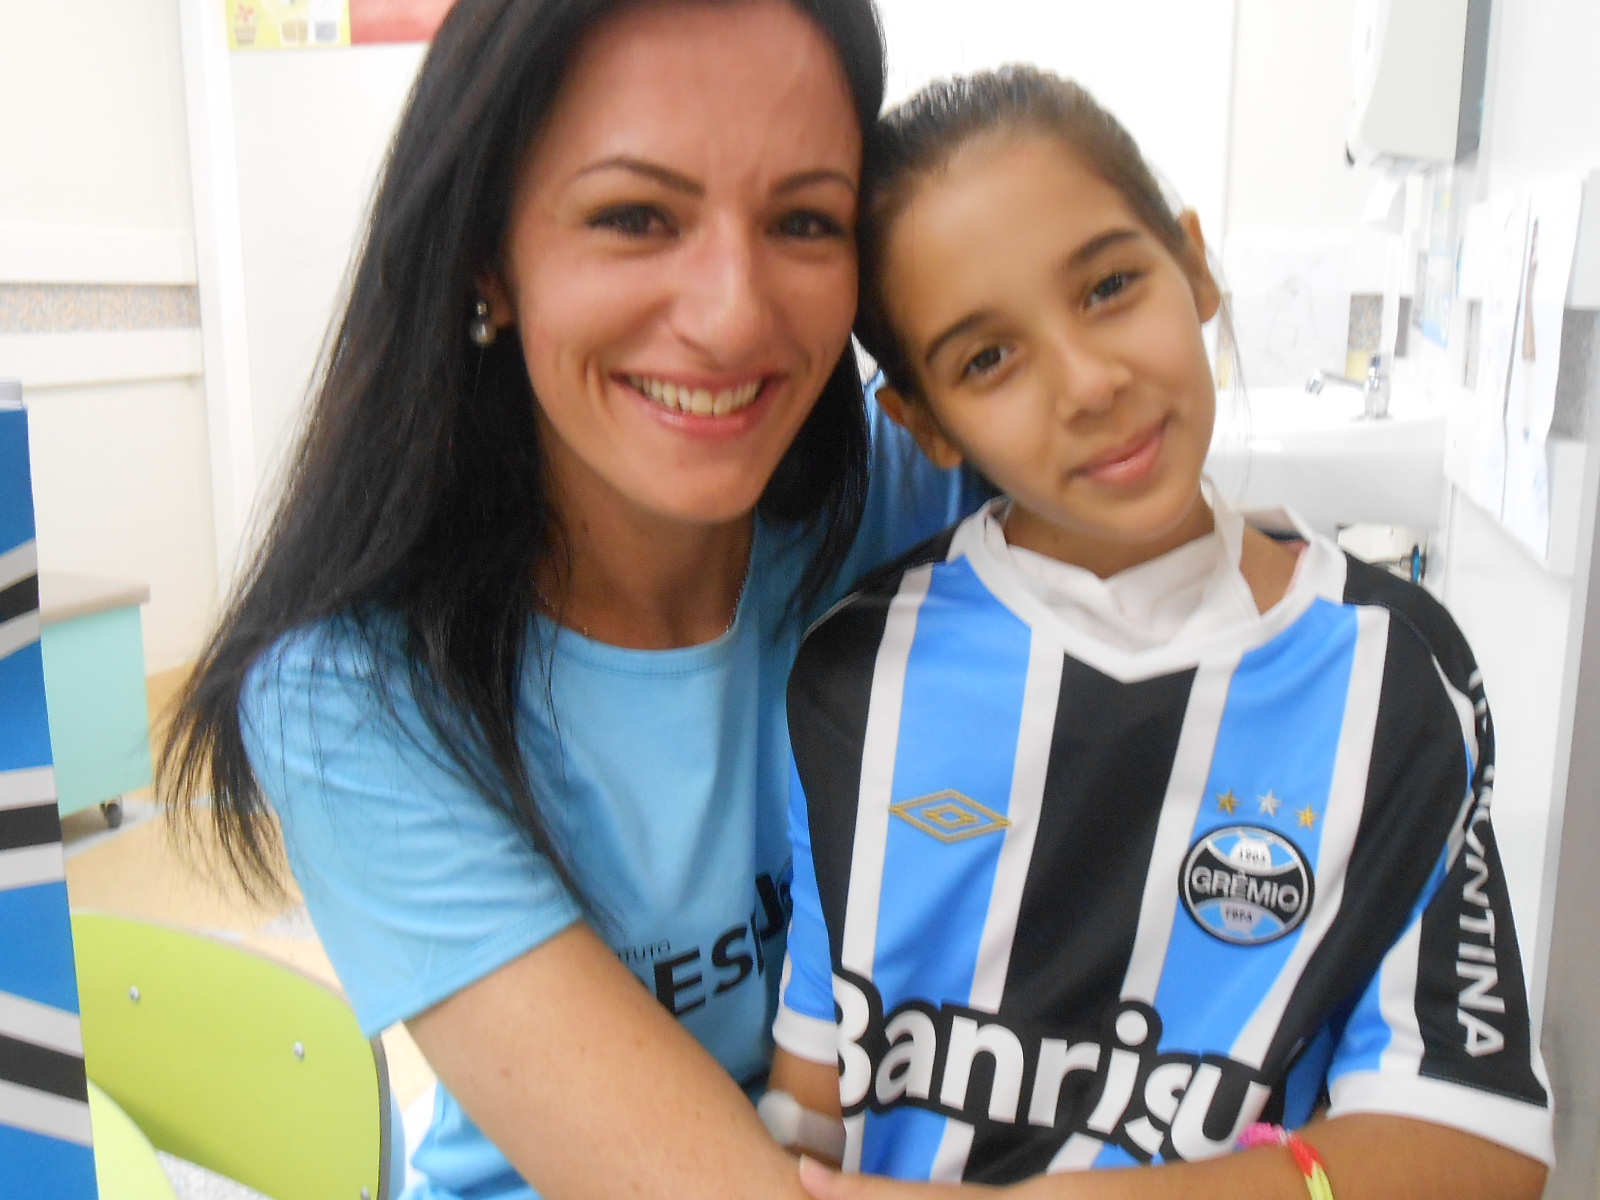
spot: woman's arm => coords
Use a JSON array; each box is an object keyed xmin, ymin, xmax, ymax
[
  {"xmin": 409, "ymin": 921, "xmax": 810, "ymax": 1200},
  {"xmin": 793, "ymin": 1116, "xmax": 1547, "ymax": 1200}
]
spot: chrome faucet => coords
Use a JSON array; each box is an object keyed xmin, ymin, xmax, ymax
[{"xmin": 1307, "ymin": 353, "xmax": 1390, "ymax": 419}]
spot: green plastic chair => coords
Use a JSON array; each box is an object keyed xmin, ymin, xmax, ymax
[
  {"xmin": 89, "ymin": 1080, "xmax": 180, "ymax": 1200},
  {"xmin": 73, "ymin": 911, "xmax": 393, "ymax": 1200}
]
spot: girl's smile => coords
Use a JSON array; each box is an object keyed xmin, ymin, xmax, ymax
[{"xmin": 1073, "ymin": 417, "xmax": 1169, "ymax": 486}]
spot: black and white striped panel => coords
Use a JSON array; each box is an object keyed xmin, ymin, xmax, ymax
[
  {"xmin": 0, "ymin": 765, "xmax": 65, "ymax": 894},
  {"xmin": 0, "ymin": 539, "xmax": 39, "ymax": 662},
  {"xmin": 0, "ymin": 402, "xmax": 95, "ymax": 1181},
  {"xmin": 0, "ymin": 540, "xmax": 61, "ymax": 897},
  {"xmin": 0, "ymin": 987, "xmax": 90, "ymax": 1146}
]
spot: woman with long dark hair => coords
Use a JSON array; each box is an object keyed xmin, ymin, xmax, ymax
[{"xmin": 161, "ymin": 2, "xmax": 983, "ymax": 1197}]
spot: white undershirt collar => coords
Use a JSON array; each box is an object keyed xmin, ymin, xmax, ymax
[{"xmin": 979, "ymin": 488, "xmax": 1263, "ymax": 655}]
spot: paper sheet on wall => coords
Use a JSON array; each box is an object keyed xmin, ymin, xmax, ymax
[
  {"xmin": 1419, "ymin": 171, "xmax": 1461, "ymax": 347},
  {"xmin": 1458, "ymin": 193, "xmax": 1529, "ymax": 519},
  {"xmin": 1222, "ymin": 232, "xmax": 1354, "ymax": 388},
  {"xmin": 1503, "ymin": 177, "xmax": 1585, "ymax": 559}
]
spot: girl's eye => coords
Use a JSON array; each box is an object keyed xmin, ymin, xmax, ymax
[
  {"xmin": 775, "ymin": 210, "xmax": 848, "ymax": 240},
  {"xmin": 589, "ymin": 204, "xmax": 673, "ymax": 238},
  {"xmin": 961, "ymin": 345, "xmax": 1010, "ymax": 380},
  {"xmin": 1088, "ymin": 270, "xmax": 1138, "ymax": 306}
]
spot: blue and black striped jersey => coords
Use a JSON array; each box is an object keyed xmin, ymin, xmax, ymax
[{"xmin": 776, "ymin": 506, "xmax": 1552, "ymax": 1183}]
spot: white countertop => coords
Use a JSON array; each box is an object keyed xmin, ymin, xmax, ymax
[{"xmin": 38, "ymin": 572, "xmax": 150, "ymax": 626}]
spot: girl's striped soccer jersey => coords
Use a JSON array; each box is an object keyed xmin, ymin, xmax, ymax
[{"xmin": 775, "ymin": 501, "xmax": 1553, "ymax": 1183}]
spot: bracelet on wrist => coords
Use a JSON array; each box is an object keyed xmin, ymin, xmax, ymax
[{"xmin": 1237, "ymin": 1122, "xmax": 1334, "ymax": 1200}]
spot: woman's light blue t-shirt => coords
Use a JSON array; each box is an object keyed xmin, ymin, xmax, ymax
[{"xmin": 241, "ymin": 402, "xmax": 984, "ymax": 1200}]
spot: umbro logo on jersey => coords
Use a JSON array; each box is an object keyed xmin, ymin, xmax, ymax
[
  {"xmin": 891, "ymin": 790, "xmax": 1010, "ymax": 843},
  {"xmin": 1180, "ymin": 825, "xmax": 1314, "ymax": 946}
]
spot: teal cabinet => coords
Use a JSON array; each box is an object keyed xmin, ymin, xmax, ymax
[{"xmin": 39, "ymin": 574, "xmax": 153, "ymax": 822}]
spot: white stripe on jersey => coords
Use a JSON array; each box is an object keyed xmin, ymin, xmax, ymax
[
  {"xmin": 1433, "ymin": 659, "xmax": 1478, "ymax": 768},
  {"xmin": 1233, "ymin": 606, "xmax": 1389, "ymax": 1067},
  {"xmin": 1376, "ymin": 901, "xmax": 1428, "ymax": 1077},
  {"xmin": 1330, "ymin": 1070, "xmax": 1555, "ymax": 1165},
  {"xmin": 843, "ymin": 1113, "xmax": 866, "ymax": 1172},
  {"xmin": 772, "ymin": 955, "xmax": 838, "ymax": 1064},
  {"xmin": 841, "ymin": 566, "xmax": 933, "ymax": 978},
  {"xmin": 931, "ymin": 633, "xmax": 1064, "ymax": 1180},
  {"xmin": 930, "ymin": 1120, "xmax": 976, "ymax": 1183},
  {"xmin": 972, "ymin": 634, "xmax": 1063, "ymax": 1009},
  {"xmin": 1430, "ymin": 658, "xmax": 1481, "ymax": 875},
  {"xmin": 1048, "ymin": 1132, "xmax": 1106, "ymax": 1172},
  {"xmin": 1121, "ymin": 657, "xmax": 1241, "ymax": 1003}
]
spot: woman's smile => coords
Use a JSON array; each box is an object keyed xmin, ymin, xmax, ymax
[{"xmin": 623, "ymin": 374, "xmax": 769, "ymax": 419}]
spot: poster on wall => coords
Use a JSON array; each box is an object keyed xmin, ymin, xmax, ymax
[
  {"xmin": 227, "ymin": 0, "xmax": 352, "ymax": 50},
  {"xmin": 350, "ymin": 0, "xmax": 456, "ymax": 43},
  {"xmin": 1417, "ymin": 169, "xmax": 1461, "ymax": 348},
  {"xmin": 1457, "ymin": 192, "xmax": 1530, "ymax": 518},
  {"xmin": 1502, "ymin": 176, "xmax": 1585, "ymax": 559},
  {"xmin": 0, "ymin": 399, "xmax": 95, "ymax": 1197}
]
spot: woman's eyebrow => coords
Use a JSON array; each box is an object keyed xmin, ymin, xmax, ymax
[
  {"xmin": 774, "ymin": 168, "xmax": 858, "ymax": 196},
  {"xmin": 572, "ymin": 160, "xmax": 856, "ymax": 199},
  {"xmin": 576, "ymin": 156, "xmax": 703, "ymax": 195}
]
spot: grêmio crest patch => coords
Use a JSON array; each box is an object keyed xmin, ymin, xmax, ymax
[{"xmin": 1180, "ymin": 825, "xmax": 1314, "ymax": 945}]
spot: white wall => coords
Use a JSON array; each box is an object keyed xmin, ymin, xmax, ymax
[
  {"xmin": 1226, "ymin": 0, "xmax": 1378, "ymax": 236},
  {"xmin": 1226, "ymin": 4, "xmax": 1600, "ymax": 1184},
  {"xmin": 1438, "ymin": 2, "xmax": 1600, "ymax": 1193},
  {"xmin": 25, "ymin": 380, "xmax": 217, "ymax": 675},
  {"xmin": 228, "ymin": 44, "xmax": 426, "ymax": 497},
  {"xmin": 1422, "ymin": 0, "xmax": 1600, "ymax": 985},
  {"xmin": 1220, "ymin": 0, "xmax": 1407, "ymax": 389},
  {"xmin": 875, "ymin": 0, "xmax": 1236, "ymax": 249},
  {"xmin": 0, "ymin": 0, "xmax": 218, "ymax": 674},
  {"xmin": 1477, "ymin": 0, "xmax": 1600, "ymax": 195},
  {"xmin": 0, "ymin": 0, "xmax": 196, "ymax": 281}
]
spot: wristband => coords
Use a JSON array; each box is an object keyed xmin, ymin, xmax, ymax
[
  {"xmin": 757, "ymin": 1089, "xmax": 847, "ymax": 1163},
  {"xmin": 1237, "ymin": 1123, "xmax": 1334, "ymax": 1200}
]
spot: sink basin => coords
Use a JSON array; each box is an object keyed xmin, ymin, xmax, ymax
[{"xmin": 1206, "ymin": 386, "xmax": 1446, "ymax": 536}]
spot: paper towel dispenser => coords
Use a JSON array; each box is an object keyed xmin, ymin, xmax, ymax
[{"xmin": 1347, "ymin": 0, "xmax": 1491, "ymax": 168}]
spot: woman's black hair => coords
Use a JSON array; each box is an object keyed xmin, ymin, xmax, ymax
[
  {"xmin": 160, "ymin": 0, "xmax": 887, "ymax": 901},
  {"xmin": 854, "ymin": 66, "xmax": 1201, "ymax": 400}
]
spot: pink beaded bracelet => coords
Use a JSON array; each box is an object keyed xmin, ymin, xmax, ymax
[{"xmin": 1237, "ymin": 1123, "xmax": 1335, "ymax": 1200}]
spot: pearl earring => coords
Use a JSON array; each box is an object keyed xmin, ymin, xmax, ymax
[{"xmin": 468, "ymin": 298, "xmax": 497, "ymax": 348}]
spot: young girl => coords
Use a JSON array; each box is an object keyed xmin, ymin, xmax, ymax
[{"xmin": 765, "ymin": 68, "xmax": 1552, "ymax": 1198}]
